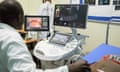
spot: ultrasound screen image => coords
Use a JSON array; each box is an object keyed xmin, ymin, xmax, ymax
[{"xmin": 54, "ymin": 4, "xmax": 88, "ymax": 29}]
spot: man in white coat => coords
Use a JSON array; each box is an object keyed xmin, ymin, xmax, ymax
[
  {"xmin": 38, "ymin": 0, "xmax": 54, "ymax": 39},
  {"xmin": 0, "ymin": 0, "xmax": 90, "ymax": 72}
]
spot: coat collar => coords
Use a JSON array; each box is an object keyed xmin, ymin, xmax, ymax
[{"xmin": 0, "ymin": 23, "xmax": 16, "ymax": 32}]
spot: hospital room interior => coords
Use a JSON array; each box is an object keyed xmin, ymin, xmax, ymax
[{"xmin": 1, "ymin": 0, "xmax": 120, "ymax": 71}]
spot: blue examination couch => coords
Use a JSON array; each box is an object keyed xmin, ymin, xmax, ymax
[{"xmin": 83, "ymin": 43, "xmax": 120, "ymax": 64}]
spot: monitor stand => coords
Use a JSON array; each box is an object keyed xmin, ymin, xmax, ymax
[{"xmin": 68, "ymin": 27, "xmax": 78, "ymax": 42}]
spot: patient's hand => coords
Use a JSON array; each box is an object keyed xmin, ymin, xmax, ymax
[{"xmin": 68, "ymin": 60, "xmax": 90, "ymax": 72}]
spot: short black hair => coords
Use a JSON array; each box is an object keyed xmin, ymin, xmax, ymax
[{"xmin": 0, "ymin": 0, "xmax": 24, "ymax": 29}]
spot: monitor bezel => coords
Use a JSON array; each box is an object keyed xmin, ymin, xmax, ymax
[{"xmin": 24, "ymin": 15, "xmax": 49, "ymax": 31}]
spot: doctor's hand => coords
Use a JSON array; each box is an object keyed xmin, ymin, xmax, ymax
[{"xmin": 68, "ymin": 60, "xmax": 91, "ymax": 72}]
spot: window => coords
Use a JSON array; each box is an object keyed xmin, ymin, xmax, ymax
[
  {"xmin": 115, "ymin": 5, "xmax": 120, "ymax": 10},
  {"xmin": 84, "ymin": 0, "xmax": 96, "ymax": 5},
  {"xmin": 98, "ymin": 0, "xmax": 110, "ymax": 5},
  {"xmin": 113, "ymin": 0, "xmax": 120, "ymax": 10},
  {"xmin": 113, "ymin": 0, "xmax": 120, "ymax": 5}
]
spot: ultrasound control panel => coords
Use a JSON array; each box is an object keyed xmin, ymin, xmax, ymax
[{"xmin": 49, "ymin": 32, "xmax": 70, "ymax": 45}]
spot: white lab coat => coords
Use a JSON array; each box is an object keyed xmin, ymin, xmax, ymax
[
  {"xmin": 38, "ymin": 1, "xmax": 54, "ymax": 39},
  {"xmin": 0, "ymin": 23, "xmax": 68, "ymax": 72}
]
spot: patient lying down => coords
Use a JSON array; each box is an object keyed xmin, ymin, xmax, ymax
[
  {"xmin": 90, "ymin": 54, "xmax": 120, "ymax": 72},
  {"xmin": 68, "ymin": 54, "xmax": 120, "ymax": 72},
  {"xmin": 90, "ymin": 60, "xmax": 120, "ymax": 72}
]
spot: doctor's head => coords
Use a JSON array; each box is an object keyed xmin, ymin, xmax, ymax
[
  {"xmin": 43, "ymin": 0, "xmax": 52, "ymax": 3},
  {"xmin": 0, "ymin": 0, "xmax": 24, "ymax": 29}
]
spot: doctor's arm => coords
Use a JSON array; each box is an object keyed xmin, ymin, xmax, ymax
[{"xmin": 36, "ymin": 60, "xmax": 90, "ymax": 72}]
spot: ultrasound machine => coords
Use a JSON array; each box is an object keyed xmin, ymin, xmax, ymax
[{"xmin": 24, "ymin": 4, "xmax": 89, "ymax": 69}]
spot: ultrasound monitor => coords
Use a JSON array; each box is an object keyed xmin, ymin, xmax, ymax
[
  {"xmin": 24, "ymin": 15, "xmax": 49, "ymax": 31},
  {"xmin": 54, "ymin": 4, "xmax": 88, "ymax": 29}
]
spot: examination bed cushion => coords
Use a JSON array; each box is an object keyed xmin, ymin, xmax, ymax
[{"xmin": 83, "ymin": 43, "xmax": 120, "ymax": 64}]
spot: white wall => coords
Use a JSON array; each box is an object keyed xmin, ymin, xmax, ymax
[
  {"xmin": 0, "ymin": 0, "xmax": 3, "ymax": 2},
  {"xmin": 17, "ymin": 0, "xmax": 42, "ymax": 15},
  {"xmin": 17, "ymin": 0, "xmax": 70, "ymax": 15}
]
